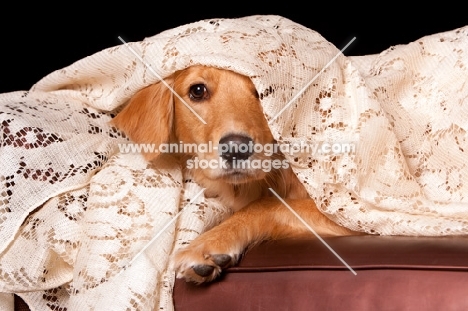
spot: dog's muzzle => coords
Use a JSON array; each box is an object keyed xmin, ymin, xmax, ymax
[{"xmin": 218, "ymin": 134, "xmax": 254, "ymax": 166}]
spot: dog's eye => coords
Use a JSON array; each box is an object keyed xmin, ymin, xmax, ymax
[{"xmin": 189, "ymin": 84, "xmax": 209, "ymax": 101}]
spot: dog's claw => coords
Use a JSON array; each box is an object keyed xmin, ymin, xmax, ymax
[
  {"xmin": 191, "ymin": 254, "xmax": 232, "ymax": 277},
  {"xmin": 192, "ymin": 264, "xmax": 215, "ymax": 277},
  {"xmin": 211, "ymin": 254, "xmax": 232, "ymax": 267}
]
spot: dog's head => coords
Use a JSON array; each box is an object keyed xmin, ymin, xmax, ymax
[{"xmin": 112, "ymin": 65, "xmax": 281, "ymax": 186}]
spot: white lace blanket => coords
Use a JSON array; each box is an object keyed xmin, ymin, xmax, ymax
[{"xmin": 0, "ymin": 15, "xmax": 467, "ymax": 310}]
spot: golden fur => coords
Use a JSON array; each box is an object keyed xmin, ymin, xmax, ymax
[{"xmin": 112, "ymin": 65, "xmax": 355, "ymax": 283}]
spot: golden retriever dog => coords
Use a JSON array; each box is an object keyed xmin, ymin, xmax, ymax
[{"xmin": 112, "ymin": 65, "xmax": 356, "ymax": 283}]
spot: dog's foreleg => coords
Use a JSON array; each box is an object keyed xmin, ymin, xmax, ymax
[{"xmin": 171, "ymin": 197, "xmax": 354, "ymax": 283}]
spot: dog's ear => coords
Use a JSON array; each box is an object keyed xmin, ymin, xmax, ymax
[{"xmin": 112, "ymin": 78, "xmax": 174, "ymax": 161}]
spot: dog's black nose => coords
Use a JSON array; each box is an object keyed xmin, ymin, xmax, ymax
[{"xmin": 218, "ymin": 134, "xmax": 254, "ymax": 162}]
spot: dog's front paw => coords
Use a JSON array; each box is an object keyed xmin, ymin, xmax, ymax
[{"xmin": 171, "ymin": 238, "xmax": 241, "ymax": 283}]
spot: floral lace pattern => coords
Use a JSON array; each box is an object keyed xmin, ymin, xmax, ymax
[{"xmin": 1, "ymin": 15, "xmax": 467, "ymax": 310}]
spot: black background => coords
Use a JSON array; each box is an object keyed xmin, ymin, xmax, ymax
[{"xmin": 1, "ymin": 4, "xmax": 466, "ymax": 93}]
